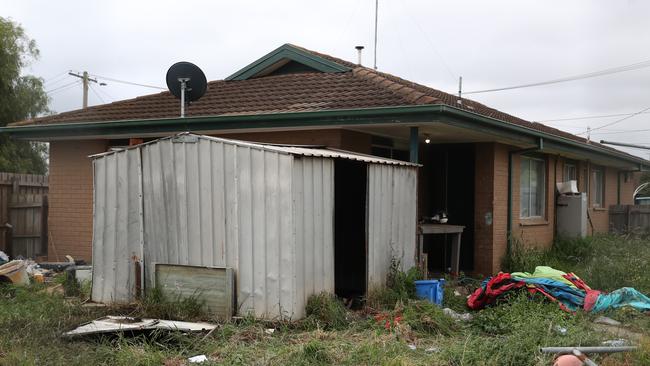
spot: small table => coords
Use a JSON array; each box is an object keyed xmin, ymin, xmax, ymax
[{"xmin": 418, "ymin": 224, "xmax": 465, "ymax": 277}]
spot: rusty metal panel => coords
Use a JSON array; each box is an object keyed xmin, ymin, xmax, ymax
[
  {"xmin": 91, "ymin": 148, "xmax": 143, "ymax": 304},
  {"xmin": 155, "ymin": 264, "xmax": 234, "ymax": 319},
  {"xmin": 366, "ymin": 165, "xmax": 418, "ymax": 287}
]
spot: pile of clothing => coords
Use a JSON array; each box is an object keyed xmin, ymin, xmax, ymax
[{"xmin": 468, "ymin": 266, "xmax": 650, "ymax": 313}]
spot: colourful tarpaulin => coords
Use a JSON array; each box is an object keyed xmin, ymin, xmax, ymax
[{"xmin": 468, "ymin": 266, "xmax": 650, "ymax": 313}]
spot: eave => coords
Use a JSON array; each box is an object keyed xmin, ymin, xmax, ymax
[{"xmin": 1, "ymin": 104, "xmax": 647, "ymax": 169}]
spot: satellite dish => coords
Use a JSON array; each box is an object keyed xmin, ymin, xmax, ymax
[{"xmin": 166, "ymin": 62, "xmax": 207, "ymax": 117}]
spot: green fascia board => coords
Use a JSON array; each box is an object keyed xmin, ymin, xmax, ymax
[
  {"xmin": 2, "ymin": 104, "xmax": 647, "ymax": 168},
  {"xmin": 225, "ymin": 44, "xmax": 350, "ymax": 80}
]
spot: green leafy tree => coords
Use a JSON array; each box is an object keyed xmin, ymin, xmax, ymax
[{"xmin": 0, "ymin": 17, "xmax": 49, "ymax": 174}]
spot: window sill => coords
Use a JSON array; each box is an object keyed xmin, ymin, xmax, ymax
[
  {"xmin": 519, "ymin": 219, "xmax": 549, "ymax": 227},
  {"xmin": 591, "ymin": 207, "xmax": 607, "ymax": 212}
]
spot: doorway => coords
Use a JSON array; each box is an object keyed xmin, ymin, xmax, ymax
[
  {"xmin": 334, "ymin": 159, "xmax": 367, "ymax": 300},
  {"xmin": 421, "ymin": 144, "xmax": 476, "ymax": 273}
]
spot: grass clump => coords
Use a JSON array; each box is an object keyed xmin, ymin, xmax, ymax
[
  {"xmin": 136, "ymin": 286, "xmax": 205, "ymax": 321},
  {"xmin": 367, "ymin": 260, "xmax": 423, "ymax": 310},
  {"xmin": 304, "ymin": 292, "xmax": 348, "ymax": 330},
  {"xmin": 401, "ymin": 300, "xmax": 457, "ymax": 336}
]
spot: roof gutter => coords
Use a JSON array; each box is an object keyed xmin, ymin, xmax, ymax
[{"xmin": 1, "ymin": 104, "xmax": 648, "ymax": 167}]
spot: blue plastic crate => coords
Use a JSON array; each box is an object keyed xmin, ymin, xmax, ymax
[{"xmin": 414, "ymin": 279, "xmax": 445, "ymax": 306}]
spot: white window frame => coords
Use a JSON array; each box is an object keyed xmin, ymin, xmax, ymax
[
  {"xmin": 564, "ymin": 162, "xmax": 577, "ymax": 182},
  {"xmin": 591, "ymin": 167, "xmax": 605, "ymax": 208},
  {"xmin": 520, "ymin": 156, "xmax": 546, "ymax": 219}
]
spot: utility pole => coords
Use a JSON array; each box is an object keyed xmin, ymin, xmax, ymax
[{"xmin": 68, "ymin": 71, "xmax": 104, "ymax": 108}]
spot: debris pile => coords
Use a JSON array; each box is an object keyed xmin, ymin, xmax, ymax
[{"xmin": 468, "ymin": 266, "xmax": 650, "ymax": 313}]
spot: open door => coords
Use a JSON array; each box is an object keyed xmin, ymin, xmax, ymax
[{"xmin": 334, "ymin": 160, "xmax": 367, "ymax": 301}]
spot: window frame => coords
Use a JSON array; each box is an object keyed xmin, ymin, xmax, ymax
[
  {"xmin": 591, "ymin": 167, "xmax": 605, "ymax": 208},
  {"xmin": 564, "ymin": 161, "xmax": 577, "ymax": 182},
  {"xmin": 520, "ymin": 155, "xmax": 547, "ymax": 219}
]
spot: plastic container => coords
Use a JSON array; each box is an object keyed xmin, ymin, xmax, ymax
[{"xmin": 414, "ymin": 279, "xmax": 445, "ymax": 306}]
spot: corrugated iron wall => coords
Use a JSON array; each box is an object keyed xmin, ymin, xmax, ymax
[
  {"xmin": 292, "ymin": 157, "xmax": 335, "ymax": 318},
  {"xmin": 139, "ymin": 138, "xmax": 333, "ymax": 319},
  {"xmin": 91, "ymin": 135, "xmax": 415, "ymax": 319},
  {"xmin": 367, "ymin": 164, "xmax": 418, "ymax": 287},
  {"xmin": 91, "ymin": 148, "xmax": 143, "ymax": 303}
]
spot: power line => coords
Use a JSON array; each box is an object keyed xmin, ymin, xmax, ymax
[
  {"xmin": 89, "ymin": 84, "xmax": 105, "ymax": 104},
  {"xmin": 576, "ymin": 105, "xmax": 650, "ymax": 135},
  {"xmin": 90, "ymin": 74, "xmax": 166, "ymax": 90},
  {"xmin": 46, "ymin": 80, "xmax": 80, "ymax": 94},
  {"xmin": 538, "ymin": 111, "xmax": 650, "ymax": 123},
  {"xmin": 464, "ymin": 58, "xmax": 650, "ymax": 95},
  {"xmin": 397, "ymin": 1, "xmax": 456, "ymax": 82}
]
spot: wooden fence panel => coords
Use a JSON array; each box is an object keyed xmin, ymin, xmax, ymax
[
  {"xmin": 0, "ymin": 173, "xmax": 48, "ymax": 255},
  {"xmin": 609, "ymin": 204, "xmax": 650, "ymax": 233}
]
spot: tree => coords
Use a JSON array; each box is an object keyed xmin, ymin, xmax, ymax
[{"xmin": 0, "ymin": 17, "xmax": 49, "ymax": 174}]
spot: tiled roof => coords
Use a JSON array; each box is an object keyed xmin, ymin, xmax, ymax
[{"xmin": 4, "ymin": 44, "xmax": 627, "ymax": 154}]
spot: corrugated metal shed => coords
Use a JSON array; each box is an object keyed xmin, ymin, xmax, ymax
[{"xmin": 91, "ymin": 133, "xmax": 418, "ymax": 319}]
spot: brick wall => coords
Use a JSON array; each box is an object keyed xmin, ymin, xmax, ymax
[
  {"xmin": 48, "ymin": 140, "xmax": 107, "ymax": 262},
  {"xmin": 472, "ymin": 143, "xmax": 509, "ymax": 276}
]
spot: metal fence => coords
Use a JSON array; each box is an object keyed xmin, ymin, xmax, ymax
[
  {"xmin": 0, "ymin": 172, "xmax": 49, "ymax": 258},
  {"xmin": 609, "ymin": 205, "xmax": 650, "ymax": 233}
]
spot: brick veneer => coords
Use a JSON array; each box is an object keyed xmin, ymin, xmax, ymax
[{"xmin": 48, "ymin": 140, "xmax": 107, "ymax": 262}]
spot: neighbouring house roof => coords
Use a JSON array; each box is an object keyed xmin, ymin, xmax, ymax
[{"xmin": 2, "ymin": 43, "xmax": 647, "ymax": 167}]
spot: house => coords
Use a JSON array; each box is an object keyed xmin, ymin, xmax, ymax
[
  {"xmin": 90, "ymin": 133, "xmax": 417, "ymax": 318},
  {"xmin": 1, "ymin": 44, "xmax": 646, "ymax": 277}
]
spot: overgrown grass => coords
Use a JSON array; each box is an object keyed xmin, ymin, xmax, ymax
[
  {"xmin": 502, "ymin": 233, "xmax": 650, "ymax": 293},
  {"xmin": 2, "ymin": 234, "xmax": 649, "ymax": 365}
]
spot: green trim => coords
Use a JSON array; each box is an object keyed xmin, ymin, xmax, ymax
[
  {"xmin": 225, "ymin": 44, "xmax": 350, "ymax": 80},
  {"xmin": 2, "ymin": 103, "xmax": 648, "ymax": 168}
]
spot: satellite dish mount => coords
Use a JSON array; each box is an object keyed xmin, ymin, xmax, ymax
[{"xmin": 166, "ymin": 62, "xmax": 208, "ymax": 118}]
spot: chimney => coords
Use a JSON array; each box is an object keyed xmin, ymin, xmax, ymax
[{"xmin": 355, "ymin": 46, "xmax": 365, "ymax": 66}]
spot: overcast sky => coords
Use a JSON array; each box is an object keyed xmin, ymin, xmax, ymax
[{"xmin": 4, "ymin": 0, "xmax": 650, "ymax": 157}]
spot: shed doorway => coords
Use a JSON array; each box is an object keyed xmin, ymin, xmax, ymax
[{"xmin": 334, "ymin": 159, "xmax": 367, "ymax": 302}]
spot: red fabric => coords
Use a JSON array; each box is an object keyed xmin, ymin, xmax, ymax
[
  {"xmin": 467, "ymin": 273, "xmax": 526, "ymax": 310},
  {"xmin": 583, "ymin": 290, "xmax": 602, "ymax": 312}
]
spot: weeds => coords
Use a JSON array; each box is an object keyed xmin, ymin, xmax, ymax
[
  {"xmin": 303, "ymin": 292, "xmax": 348, "ymax": 330},
  {"xmin": 136, "ymin": 286, "xmax": 205, "ymax": 321}
]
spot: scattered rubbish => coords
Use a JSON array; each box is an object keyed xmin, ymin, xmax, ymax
[
  {"xmin": 407, "ymin": 344, "xmax": 416, "ymax": 350},
  {"xmin": 0, "ymin": 250, "xmax": 8, "ymax": 265},
  {"xmin": 264, "ymin": 328, "xmax": 275, "ymax": 335},
  {"xmin": 601, "ymin": 339, "xmax": 629, "ymax": 347},
  {"xmin": 425, "ymin": 347, "xmax": 440, "ymax": 353},
  {"xmin": 0, "ymin": 260, "xmax": 29, "ymax": 285},
  {"xmin": 414, "ymin": 279, "xmax": 445, "ymax": 305},
  {"xmin": 188, "ymin": 355, "xmax": 208, "ymax": 363},
  {"xmin": 540, "ymin": 345, "xmax": 637, "ymax": 354},
  {"xmin": 63, "ymin": 316, "xmax": 217, "ymax": 338},
  {"xmin": 468, "ymin": 266, "xmax": 650, "ymax": 313},
  {"xmin": 558, "ymin": 349, "xmax": 597, "ymax": 366},
  {"xmin": 594, "ymin": 316, "xmax": 621, "ymax": 326},
  {"xmin": 553, "ymin": 354, "xmax": 583, "ymax": 366},
  {"xmin": 554, "ymin": 325, "xmax": 568, "ymax": 336},
  {"xmin": 74, "ymin": 265, "xmax": 92, "ymax": 283},
  {"xmin": 442, "ymin": 307, "xmax": 473, "ymax": 322}
]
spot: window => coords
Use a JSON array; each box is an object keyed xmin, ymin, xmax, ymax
[
  {"xmin": 591, "ymin": 168, "xmax": 604, "ymax": 208},
  {"xmin": 520, "ymin": 156, "xmax": 546, "ymax": 218},
  {"xmin": 564, "ymin": 163, "xmax": 577, "ymax": 182}
]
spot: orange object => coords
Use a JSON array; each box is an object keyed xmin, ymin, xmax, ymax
[
  {"xmin": 34, "ymin": 273, "xmax": 44, "ymax": 283},
  {"xmin": 553, "ymin": 355, "xmax": 583, "ymax": 366}
]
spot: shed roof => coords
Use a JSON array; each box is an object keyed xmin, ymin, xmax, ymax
[{"xmin": 91, "ymin": 133, "xmax": 421, "ymax": 167}]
